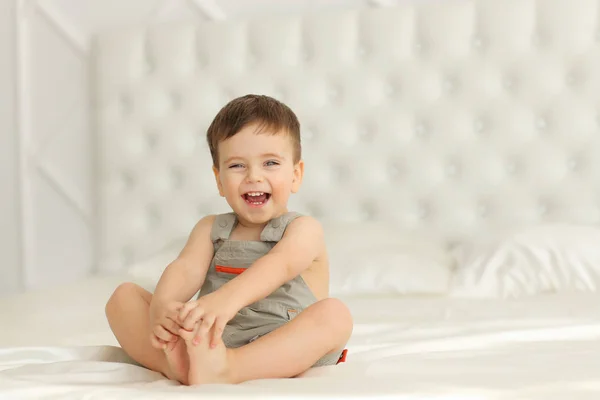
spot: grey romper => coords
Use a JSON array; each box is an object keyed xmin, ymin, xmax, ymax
[{"xmin": 197, "ymin": 212, "xmax": 346, "ymax": 368}]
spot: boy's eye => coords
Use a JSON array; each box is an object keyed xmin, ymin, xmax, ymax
[
  {"xmin": 229, "ymin": 164, "xmax": 243, "ymax": 169},
  {"xmin": 265, "ymin": 160, "xmax": 280, "ymax": 167}
]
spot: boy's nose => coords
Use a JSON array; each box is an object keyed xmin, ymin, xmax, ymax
[{"xmin": 245, "ymin": 168, "xmax": 263, "ymax": 183}]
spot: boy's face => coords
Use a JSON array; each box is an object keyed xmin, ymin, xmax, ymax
[{"xmin": 212, "ymin": 123, "xmax": 303, "ymax": 226}]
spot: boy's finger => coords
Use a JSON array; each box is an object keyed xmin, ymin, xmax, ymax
[
  {"xmin": 178, "ymin": 302, "xmax": 197, "ymax": 322},
  {"xmin": 154, "ymin": 325, "xmax": 175, "ymax": 343},
  {"xmin": 183, "ymin": 306, "xmax": 205, "ymax": 330},
  {"xmin": 165, "ymin": 337, "xmax": 178, "ymax": 352},
  {"xmin": 178, "ymin": 325, "xmax": 195, "ymax": 341},
  {"xmin": 150, "ymin": 334, "xmax": 164, "ymax": 349},
  {"xmin": 194, "ymin": 314, "xmax": 215, "ymax": 345},
  {"xmin": 163, "ymin": 318, "xmax": 182, "ymax": 336}
]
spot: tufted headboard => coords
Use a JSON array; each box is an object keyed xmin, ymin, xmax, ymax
[{"xmin": 93, "ymin": 0, "xmax": 600, "ymax": 273}]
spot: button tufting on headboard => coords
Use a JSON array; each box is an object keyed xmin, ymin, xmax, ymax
[{"xmin": 93, "ymin": 0, "xmax": 600, "ymax": 272}]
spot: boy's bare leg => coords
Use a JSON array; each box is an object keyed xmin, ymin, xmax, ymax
[
  {"xmin": 180, "ymin": 298, "xmax": 353, "ymax": 385},
  {"xmin": 105, "ymin": 282, "xmax": 189, "ymax": 384}
]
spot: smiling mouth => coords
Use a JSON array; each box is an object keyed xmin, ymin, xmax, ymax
[{"xmin": 242, "ymin": 192, "xmax": 271, "ymax": 205}]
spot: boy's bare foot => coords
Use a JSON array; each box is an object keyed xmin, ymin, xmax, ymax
[
  {"xmin": 179, "ymin": 325, "xmax": 235, "ymax": 385},
  {"xmin": 163, "ymin": 337, "xmax": 189, "ymax": 385}
]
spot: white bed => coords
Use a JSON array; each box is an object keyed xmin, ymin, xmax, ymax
[
  {"xmin": 3, "ymin": 0, "xmax": 600, "ymax": 398},
  {"xmin": 3, "ymin": 275, "xmax": 600, "ymax": 399}
]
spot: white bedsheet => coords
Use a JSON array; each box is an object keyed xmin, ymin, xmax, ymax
[{"xmin": 2, "ymin": 276, "xmax": 600, "ymax": 399}]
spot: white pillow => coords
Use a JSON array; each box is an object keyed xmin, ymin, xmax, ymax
[
  {"xmin": 450, "ymin": 224, "xmax": 600, "ymax": 299},
  {"xmin": 325, "ymin": 223, "xmax": 454, "ymax": 296}
]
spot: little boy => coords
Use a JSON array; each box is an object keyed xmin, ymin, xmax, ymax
[{"xmin": 105, "ymin": 94, "xmax": 353, "ymax": 385}]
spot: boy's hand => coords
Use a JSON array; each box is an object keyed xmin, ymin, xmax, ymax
[
  {"xmin": 149, "ymin": 300, "xmax": 185, "ymax": 350},
  {"xmin": 178, "ymin": 293, "xmax": 237, "ymax": 348}
]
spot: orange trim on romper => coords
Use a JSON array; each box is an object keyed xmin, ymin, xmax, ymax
[
  {"xmin": 337, "ymin": 349, "xmax": 348, "ymax": 364},
  {"xmin": 215, "ymin": 265, "xmax": 246, "ymax": 275}
]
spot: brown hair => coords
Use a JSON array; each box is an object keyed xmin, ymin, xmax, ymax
[{"xmin": 206, "ymin": 94, "xmax": 301, "ymax": 168}]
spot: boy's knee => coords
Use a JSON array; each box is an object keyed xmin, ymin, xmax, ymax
[
  {"xmin": 317, "ymin": 298, "xmax": 353, "ymax": 336},
  {"xmin": 105, "ymin": 282, "xmax": 139, "ymax": 317}
]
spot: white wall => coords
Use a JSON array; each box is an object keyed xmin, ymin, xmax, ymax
[
  {"xmin": 1, "ymin": 0, "xmax": 21, "ymax": 295},
  {"xmin": 2, "ymin": 0, "xmax": 381, "ymax": 296}
]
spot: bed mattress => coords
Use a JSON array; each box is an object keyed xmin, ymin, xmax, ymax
[{"xmin": 2, "ymin": 276, "xmax": 600, "ymax": 399}]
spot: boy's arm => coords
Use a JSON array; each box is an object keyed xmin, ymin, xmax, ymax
[
  {"xmin": 151, "ymin": 215, "xmax": 215, "ymax": 305},
  {"xmin": 217, "ymin": 216, "xmax": 324, "ymax": 311}
]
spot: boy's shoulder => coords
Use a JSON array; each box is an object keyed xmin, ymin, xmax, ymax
[
  {"xmin": 283, "ymin": 213, "xmax": 324, "ymax": 240},
  {"xmin": 273, "ymin": 214, "xmax": 326, "ymax": 261},
  {"xmin": 187, "ymin": 214, "xmax": 219, "ymax": 238}
]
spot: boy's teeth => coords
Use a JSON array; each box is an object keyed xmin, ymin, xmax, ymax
[{"xmin": 244, "ymin": 192, "xmax": 268, "ymax": 205}]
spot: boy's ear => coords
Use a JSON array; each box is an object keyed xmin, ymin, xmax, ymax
[
  {"xmin": 291, "ymin": 160, "xmax": 304, "ymax": 193},
  {"xmin": 212, "ymin": 165, "xmax": 225, "ymax": 197}
]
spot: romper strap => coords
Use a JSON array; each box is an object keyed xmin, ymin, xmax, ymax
[
  {"xmin": 260, "ymin": 212, "xmax": 303, "ymax": 242},
  {"xmin": 210, "ymin": 213, "xmax": 237, "ymax": 243}
]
